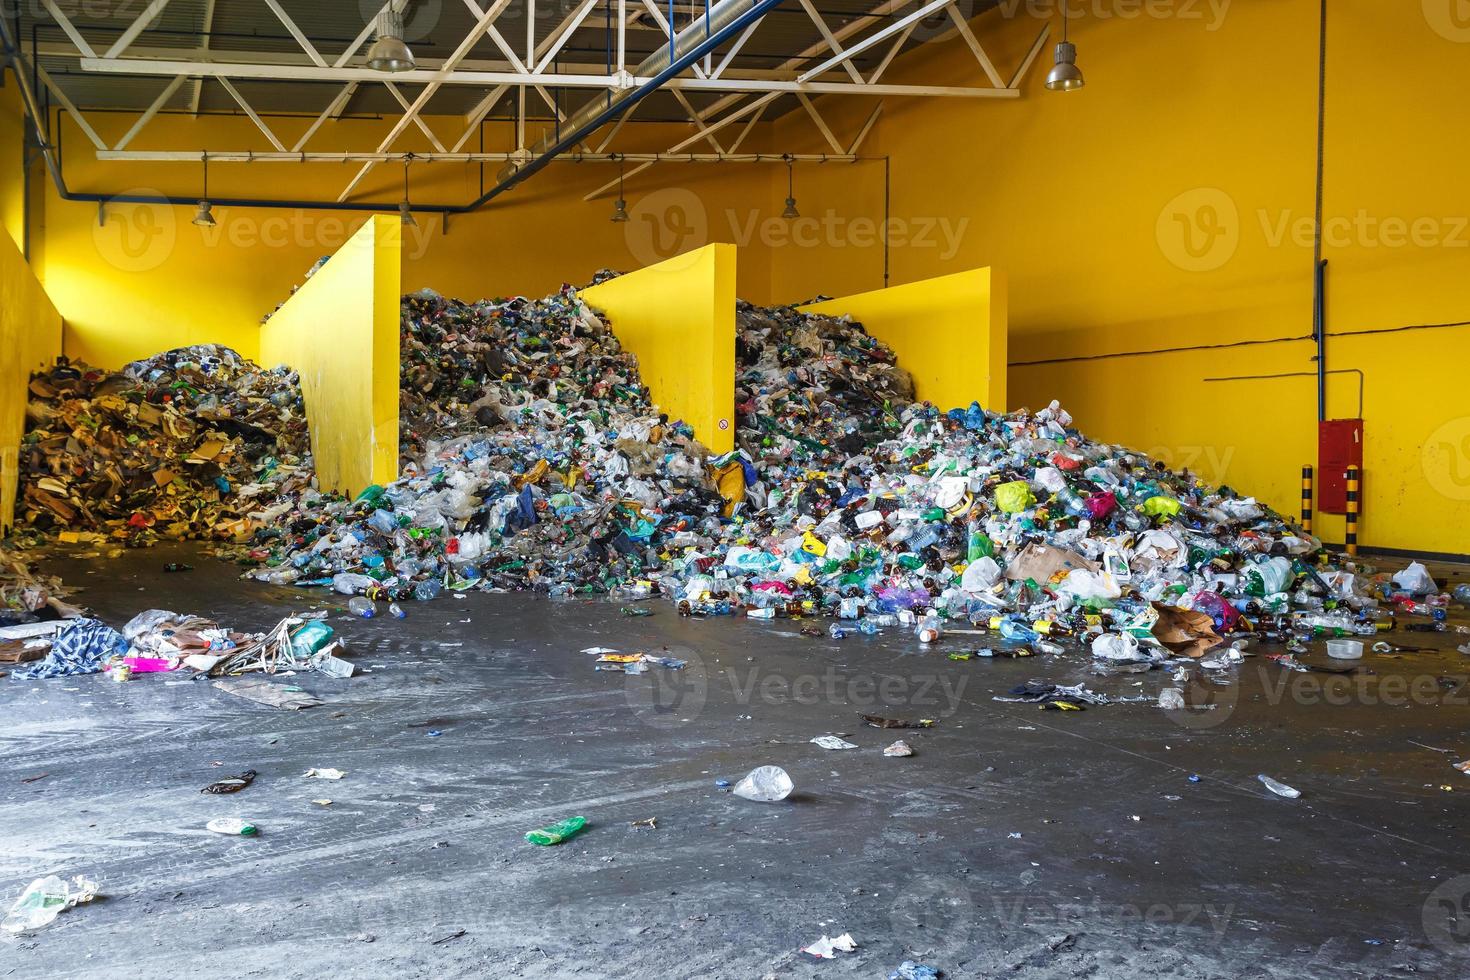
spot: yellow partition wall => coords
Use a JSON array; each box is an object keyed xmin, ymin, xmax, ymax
[
  {"xmin": 259, "ymin": 215, "xmax": 400, "ymax": 497},
  {"xmin": 800, "ymin": 268, "xmax": 1007, "ymax": 412},
  {"xmin": 0, "ymin": 231, "xmax": 64, "ymax": 528},
  {"xmin": 581, "ymin": 244, "xmax": 736, "ymax": 454}
]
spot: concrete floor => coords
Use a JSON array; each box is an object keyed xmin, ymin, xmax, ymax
[{"xmin": 4, "ymin": 544, "xmax": 1470, "ymax": 978}]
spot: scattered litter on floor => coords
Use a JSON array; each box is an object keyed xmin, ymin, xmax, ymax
[
  {"xmin": 205, "ymin": 817, "xmax": 257, "ymax": 836},
  {"xmin": 201, "ymin": 769, "xmax": 257, "ymax": 794},
  {"xmin": 888, "ymin": 962, "xmax": 941, "ymax": 980},
  {"xmin": 303, "ymin": 768, "xmax": 345, "ymax": 780},
  {"xmin": 801, "ymin": 932, "xmax": 858, "ymax": 959},
  {"xmin": 213, "ymin": 677, "xmax": 323, "ymax": 710},
  {"xmin": 1, "ymin": 874, "xmax": 99, "ymax": 934},
  {"xmin": 1258, "ymin": 774, "xmax": 1301, "ymax": 799},
  {"xmin": 811, "ymin": 735, "xmax": 857, "ymax": 750},
  {"xmin": 883, "ymin": 740, "xmax": 914, "ymax": 758},
  {"xmin": 629, "ymin": 817, "xmax": 657, "ymax": 830},
  {"xmin": 732, "ymin": 766, "xmax": 794, "ymax": 802},
  {"xmin": 860, "ymin": 714, "xmax": 933, "ymax": 729},
  {"xmin": 525, "ymin": 816, "xmax": 587, "ymax": 846}
]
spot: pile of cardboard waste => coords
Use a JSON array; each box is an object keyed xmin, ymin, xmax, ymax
[{"xmin": 18, "ymin": 346, "xmax": 312, "ymax": 545}]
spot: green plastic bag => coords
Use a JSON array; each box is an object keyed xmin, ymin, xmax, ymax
[
  {"xmin": 1244, "ymin": 556, "xmax": 1295, "ymax": 598},
  {"xmin": 1141, "ymin": 496, "xmax": 1181, "ymax": 518},
  {"xmin": 526, "ymin": 815, "xmax": 587, "ymax": 846},
  {"xmin": 289, "ymin": 621, "xmax": 336, "ymax": 658},
  {"xmin": 994, "ymin": 481, "xmax": 1035, "ymax": 514}
]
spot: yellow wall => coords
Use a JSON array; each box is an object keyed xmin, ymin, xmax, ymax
[
  {"xmin": 758, "ymin": 0, "xmax": 1470, "ymax": 556},
  {"xmin": 801, "ymin": 267, "xmax": 1007, "ymax": 411},
  {"xmin": 259, "ymin": 215, "xmax": 400, "ymax": 496},
  {"xmin": 581, "ymin": 244, "xmax": 737, "ymax": 453},
  {"xmin": 1, "ymin": 77, "xmax": 28, "ymax": 254},
  {"xmin": 34, "ymin": 111, "xmax": 774, "ymax": 370},
  {"xmin": 0, "ymin": 229, "xmax": 64, "ymax": 527}
]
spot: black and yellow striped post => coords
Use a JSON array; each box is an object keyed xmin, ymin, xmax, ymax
[
  {"xmin": 1300, "ymin": 464, "xmax": 1313, "ymax": 533},
  {"xmin": 1345, "ymin": 464, "xmax": 1360, "ymax": 556}
]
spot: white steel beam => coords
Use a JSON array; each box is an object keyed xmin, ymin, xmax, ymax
[
  {"xmin": 104, "ymin": 0, "xmax": 173, "ymax": 60},
  {"xmin": 866, "ymin": 22, "xmax": 914, "ymax": 85},
  {"xmin": 336, "ymin": 3, "xmax": 390, "ymax": 68},
  {"xmin": 711, "ymin": 19, "xmax": 759, "ymax": 80},
  {"xmin": 73, "ymin": 58, "xmax": 1016, "ymax": 97},
  {"xmin": 217, "ymin": 77, "xmax": 287, "ymax": 151},
  {"xmin": 1008, "ymin": 24, "xmax": 1052, "ymax": 89},
  {"xmin": 846, "ymin": 102, "xmax": 882, "ymax": 154},
  {"xmin": 263, "ymin": 0, "xmax": 328, "ymax": 68},
  {"xmin": 35, "ymin": 65, "xmax": 106, "ymax": 150},
  {"xmin": 188, "ymin": 0, "xmax": 216, "ymax": 115},
  {"xmin": 796, "ymin": 0, "xmax": 865, "ymax": 85},
  {"xmin": 292, "ymin": 83, "xmax": 359, "ymax": 152},
  {"xmin": 96, "ymin": 150, "xmax": 855, "ymax": 163},
  {"xmin": 797, "ymin": 0, "xmax": 954, "ymax": 83},
  {"xmin": 946, "ymin": 4, "xmax": 1005, "ymax": 88},
  {"xmin": 41, "ymin": 0, "xmax": 96, "ymax": 58},
  {"xmin": 112, "ymin": 75, "xmax": 185, "ymax": 150},
  {"xmin": 451, "ymin": 85, "xmax": 508, "ymax": 152},
  {"xmin": 385, "ymin": 82, "xmax": 448, "ymax": 151},
  {"xmin": 534, "ymin": 0, "xmax": 601, "ymax": 73},
  {"xmin": 796, "ymin": 93, "xmax": 844, "ymax": 155}
]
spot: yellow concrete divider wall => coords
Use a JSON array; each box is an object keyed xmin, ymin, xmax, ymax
[
  {"xmin": 581, "ymin": 244, "xmax": 736, "ymax": 454},
  {"xmin": 259, "ymin": 215, "xmax": 400, "ymax": 497},
  {"xmin": 800, "ymin": 268, "xmax": 1008, "ymax": 412},
  {"xmin": 1, "ymin": 231, "xmax": 64, "ymax": 529}
]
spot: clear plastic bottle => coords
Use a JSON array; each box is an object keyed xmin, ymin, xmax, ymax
[
  {"xmin": 916, "ymin": 614, "xmax": 942, "ymax": 644},
  {"xmin": 347, "ymin": 596, "xmax": 375, "ymax": 618},
  {"xmin": 388, "ymin": 602, "xmax": 406, "ymax": 619},
  {"xmin": 1, "ymin": 875, "xmax": 99, "ymax": 933}
]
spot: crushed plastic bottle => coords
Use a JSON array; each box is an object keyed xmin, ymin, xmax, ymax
[
  {"xmin": 347, "ymin": 596, "xmax": 376, "ymax": 618},
  {"xmin": 388, "ymin": 602, "xmax": 406, "ymax": 619},
  {"xmin": 731, "ymin": 765, "xmax": 794, "ymax": 802},
  {"xmin": 1258, "ymin": 774, "xmax": 1301, "ymax": 799},
  {"xmin": 206, "ymin": 817, "xmax": 258, "ymax": 836},
  {"xmin": 2, "ymin": 875, "xmax": 100, "ymax": 933}
]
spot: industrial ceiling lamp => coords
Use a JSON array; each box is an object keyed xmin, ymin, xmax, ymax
[
  {"xmin": 399, "ymin": 156, "xmax": 417, "ymax": 227},
  {"xmin": 1045, "ymin": 0, "xmax": 1085, "ymax": 91},
  {"xmin": 192, "ymin": 151, "xmax": 216, "ymax": 227},
  {"xmin": 611, "ymin": 155, "xmax": 629, "ymax": 222},
  {"xmin": 367, "ymin": 2, "xmax": 416, "ymax": 73},
  {"xmin": 781, "ymin": 155, "xmax": 799, "ymax": 220}
]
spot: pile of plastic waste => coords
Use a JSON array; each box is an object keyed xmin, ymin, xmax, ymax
[
  {"xmin": 232, "ymin": 287, "xmax": 1439, "ymax": 669},
  {"xmin": 239, "ymin": 287, "xmax": 718, "ymax": 599},
  {"xmin": 397, "ymin": 288, "xmax": 660, "ymax": 466},
  {"xmin": 18, "ymin": 346, "xmax": 312, "ymax": 544}
]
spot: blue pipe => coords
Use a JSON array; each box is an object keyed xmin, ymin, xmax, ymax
[
  {"xmin": 462, "ymin": 0, "xmax": 789, "ymax": 209},
  {"xmin": 3, "ymin": 0, "xmax": 790, "ymax": 217}
]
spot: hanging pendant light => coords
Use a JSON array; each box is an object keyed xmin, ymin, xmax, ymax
[
  {"xmin": 367, "ymin": 4, "xmax": 416, "ymax": 72},
  {"xmin": 192, "ymin": 151, "xmax": 216, "ymax": 227},
  {"xmin": 611, "ymin": 154, "xmax": 629, "ymax": 222},
  {"xmin": 399, "ymin": 155, "xmax": 417, "ymax": 227},
  {"xmin": 781, "ymin": 155, "xmax": 799, "ymax": 220},
  {"xmin": 1045, "ymin": 0, "xmax": 1085, "ymax": 91}
]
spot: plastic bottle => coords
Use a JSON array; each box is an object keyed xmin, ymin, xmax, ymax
[
  {"xmin": 388, "ymin": 602, "xmax": 406, "ymax": 619},
  {"xmin": 413, "ymin": 578, "xmax": 444, "ymax": 602},
  {"xmin": 1454, "ymin": 584, "xmax": 1470, "ymax": 604},
  {"xmin": 998, "ymin": 619, "xmax": 1040, "ymax": 643},
  {"xmin": 916, "ymin": 614, "xmax": 942, "ymax": 644},
  {"xmin": 856, "ymin": 620, "xmax": 880, "ymax": 636},
  {"xmin": 206, "ymin": 817, "xmax": 258, "ymax": 836},
  {"xmin": 347, "ymin": 596, "xmax": 376, "ymax": 618},
  {"xmin": 829, "ymin": 623, "xmax": 848, "ymax": 639}
]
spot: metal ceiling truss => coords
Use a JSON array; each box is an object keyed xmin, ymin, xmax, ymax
[{"xmin": 14, "ymin": 0, "xmax": 1050, "ymax": 212}]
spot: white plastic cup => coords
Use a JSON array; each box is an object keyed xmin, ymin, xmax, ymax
[{"xmin": 1326, "ymin": 639, "xmax": 1363, "ymax": 660}]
